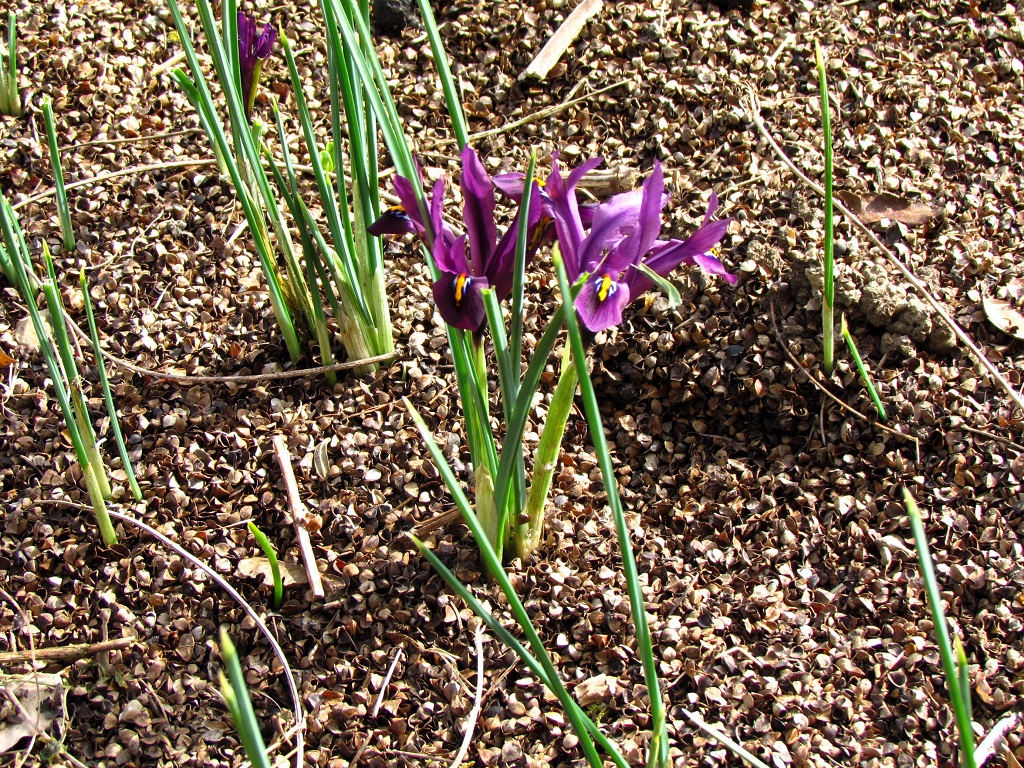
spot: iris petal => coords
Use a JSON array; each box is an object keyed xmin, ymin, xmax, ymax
[
  {"xmin": 574, "ymin": 275, "xmax": 631, "ymax": 333},
  {"xmin": 432, "ymin": 271, "xmax": 488, "ymax": 331}
]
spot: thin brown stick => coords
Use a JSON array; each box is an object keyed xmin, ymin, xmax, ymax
[
  {"xmin": 430, "ymin": 80, "xmax": 629, "ymax": 149},
  {"xmin": 747, "ymin": 86, "xmax": 1024, "ymax": 417},
  {"xmin": 11, "ymin": 159, "xmax": 218, "ymax": 210},
  {"xmin": 347, "ymin": 731, "xmax": 375, "ymax": 768},
  {"xmin": 448, "ymin": 624, "xmax": 486, "ymax": 768},
  {"xmin": 958, "ymin": 425, "xmax": 1024, "ymax": 453},
  {"xmin": 60, "ymin": 310, "xmax": 399, "ymax": 384},
  {"xmin": 273, "ymin": 435, "xmax": 324, "ymax": 600},
  {"xmin": 521, "ymin": 0, "xmax": 604, "ymax": 81},
  {"xmin": 0, "ymin": 637, "xmax": 134, "ymax": 666}
]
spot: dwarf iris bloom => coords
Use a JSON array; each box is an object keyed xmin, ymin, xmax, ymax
[
  {"xmin": 237, "ymin": 11, "xmax": 276, "ymax": 121},
  {"xmin": 548, "ymin": 158, "xmax": 734, "ymax": 333},
  {"xmin": 370, "ymin": 146, "xmax": 542, "ymax": 332}
]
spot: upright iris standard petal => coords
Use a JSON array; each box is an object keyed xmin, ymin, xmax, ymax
[
  {"xmin": 460, "ymin": 145, "xmax": 498, "ymax": 277},
  {"xmin": 488, "ymin": 181, "xmax": 544, "ymax": 300},
  {"xmin": 546, "ymin": 154, "xmax": 604, "ymax": 281},
  {"xmin": 237, "ymin": 11, "xmax": 276, "ymax": 121}
]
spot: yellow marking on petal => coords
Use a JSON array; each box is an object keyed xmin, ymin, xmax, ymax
[
  {"xmin": 388, "ymin": 204, "xmax": 407, "ymax": 215},
  {"xmin": 530, "ymin": 216, "xmax": 553, "ymax": 250},
  {"xmin": 596, "ymin": 274, "xmax": 614, "ymax": 302},
  {"xmin": 453, "ymin": 273, "xmax": 470, "ymax": 306}
]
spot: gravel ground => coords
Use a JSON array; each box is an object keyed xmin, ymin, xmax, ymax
[{"xmin": 1, "ymin": 0, "xmax": 1023, "ymax": 767}]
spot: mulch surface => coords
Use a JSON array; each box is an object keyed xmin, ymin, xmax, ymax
[{"xmin": 1, "ymin": 0, "xmax": 1023, "ymax": 766}]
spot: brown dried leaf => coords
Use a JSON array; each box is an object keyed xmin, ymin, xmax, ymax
[
  {"xmin": 982, "ymin": 295, "xmax": 1024, "ymax": 341},
  {"xmin": 837, "ymin": 190, "xmax": 937, "ymax": 225},
  {"xmin": 573, "ymin": 674, "xmax": 619, "ymax": 707},
  {"xmin": 238, "ymin": 556, "xmax": 309, "ymax": 587},
  {"xmin": 0, "ymin": 347, "xmax": 14, "ymax": 367},
  {"xmin": 0, "ymin": 673, "xmax": 63, "ymax": 752}
]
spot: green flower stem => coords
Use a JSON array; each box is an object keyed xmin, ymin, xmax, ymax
[
  {"xmin": 904, "ymin": 489, "xmax": 977, "ymax": 768},
  {"xmin": 518, "ymin": 355, "xmax": 577, "ymax": 561},
  {"xmin": 816, "ymin": 40, "xmax": 836, "ymax": 375},
  {"xmin": 553, "ymin": 246, "xmax": 668, "ymax": 767}
]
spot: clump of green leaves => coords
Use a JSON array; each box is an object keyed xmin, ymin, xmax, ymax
[
  {"xmin": 167, "ymin": 0, "xmax": 425, "ymax": 377},
  {"xmin": 1, "ymin": 195, "xmax": 142, "ymax": 546}
]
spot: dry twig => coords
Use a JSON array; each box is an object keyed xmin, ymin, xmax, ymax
[
  {"xmin": 521, "ymin": 0, "xmax": 603, "ymax": 81},
  {"xmin": 273, "ymin": 435, "xmax": 325, "ymax": 600},
  {"xmin": 449, "ymin": 624, "xmax": 486, "ymax": 768},
  {"xmin": 0, "ymin": 637, "xmax": 134, "ymax": 666}
]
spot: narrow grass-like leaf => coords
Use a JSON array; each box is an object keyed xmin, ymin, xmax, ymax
[
  {"xmin": 904, "ymin": 488, "xmax": 977, "ymax": 768},
  {"xmin": 2, "ymin": 202, "xmax": 116, "ymax": 545},
  {"xmin": 552, "ymin": 245, "xmax": 668, "ymax": 767},
  {"xmin": 218, "ymin": 629, "xmax": 272, "ymax": 768},
  {"xmin": 415, "ymin": 0, "xmax": 470, "ymax": 149},
  {"xmin": 247, "ymin": 522, "xmax": 283, "ymax": 610},
  {"xmin": 166, "ymin": 0, "xmax": 301, "ymax": 362},
  {"xmin": 636, "ymin": 263, "xmax": 682, "ymax": 308},
  {"xmin": 42, "ymin": 97, "xmax": 75, "ymax": 252},
  {"xmin": 815, "ymin": 40, "xmax": 836, "ymax": 375},
  {"xmin": 955, "ymin": 637, "xmax": 973, "ymax": 728},
  {"xmin": 80, "ymin": 269, "xmax": 142, "ymax": 501},
  {"xmin": 404, "ymin": 399, "xmax": 603, "ymax": 767},
  {"xmin": 279, "ymin": 25, "xmax": 355, "ymax": 292},
  {"xmin": 410, "ymin": 533, "xmax": 630, "ymax": 768},
  {"xmin": 510, "ymin": 152, "xmax": 536, "ymax": 375},
  {"xmin": 41, "ymin": 246, "xmax": 113, "ymax": 503},
  {"xmin": 841, "ymin": 314, "xmax": 887, "ymax": 422}
]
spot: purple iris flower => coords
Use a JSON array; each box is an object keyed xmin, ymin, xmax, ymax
[
  {"xmin": 494, "ymin": 155, "xmax": 602, "ymax": 253},
  {"xmin": 237, "ymin": 11, "xmax": 277, "ymax": 121},
  {"xmin": 368, "ymin": 146, "xmax": 542, "ymax": 332},
  {"xmin": 552, "ymin": 160, "xmax": 735, "ymax": 334},
  {"xmin": 430, "ymin": 146, "xmax": 542, "ymax": 331},
  {"xmin": 367, "ymin": 168, "xmax": 451, "ymax": 247}
]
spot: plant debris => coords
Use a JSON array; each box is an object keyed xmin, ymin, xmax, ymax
[{"xmin": 1, "ymin": 0, "xmax": 1023, "ymax": 766}]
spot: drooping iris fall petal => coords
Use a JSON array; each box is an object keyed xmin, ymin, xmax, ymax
[
  {"xmin": 432, "ymin": 236, "xmax": 488, "ymax": 331},
  {"xmin": 574, "ymin": 272, "xmax": 631, "ymax": 333}
]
